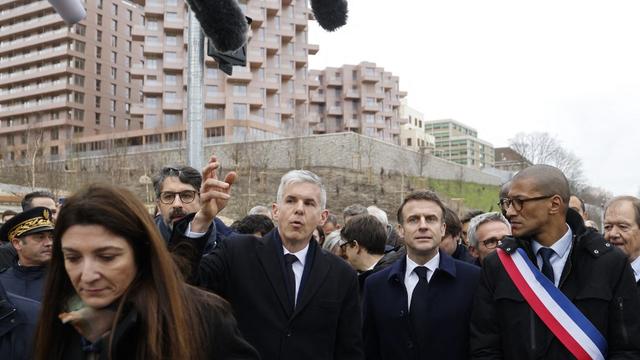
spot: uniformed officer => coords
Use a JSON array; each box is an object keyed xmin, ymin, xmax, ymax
[{"xmin": 0, "ymin": 207, "xmax": 54, "ymax": 301}]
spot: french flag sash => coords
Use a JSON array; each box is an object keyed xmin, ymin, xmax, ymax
[{"xmin": 497, "ymin": 248, "xmax": 607, "ymax": 360}]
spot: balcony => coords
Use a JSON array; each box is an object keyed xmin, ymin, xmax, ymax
[
  {"xmin": 164, "ymin": 18, "xmax": 184, "ymax": 31},
  {"xmin": 277, "ymin": 24, "xmax": 295, "ymax": 41},
  {"xmin": 130, "ymin": 103, "xmax": 145, "ymax": 115},
  {"xmin": 131, "ymin": 25, "xmax": 146, "ymax": 40},
  {"xmin": 293, "ymin": 88, "xmax": 307, "ymax": 103},
  {"xmin": 344, "ymin": 89, "xmax": 360, "ymax": 99},
  {"xmin": 309, "ymin": 91, "xmax": 325, "ymax": 103},
  {"xmin": 307, "ymin": 44, "xmax": 319, "ymax": 55},
  {"xmin": 326, "ymin": 77, "xmax": 342, "ymax": 87},
  {"xmin": 361, "ymin": 73, "xmax": 379, "ymax": 83},
  {"xmin": 142, "ymin": 82, "xmax": 163, "ymax": 94},
  {"xmin": 143, "ymin": 42, "xmax": 163, "ymax": 54},
  {"xmin": 164, "ymin": 58, "xmax": 185, "ymax": 71},
  {"xmin": 308, "ymin": 113, "xmax": 322, "ymax": 125},
  {"xmin": 292, "ymin": 13, "xmax": 308, "ymax": 29},
  {"xmin": 146, "ymin": 3, "xmax": 164, "ymax": 15},
  {"xmin": 362, "ymin": 103, "xmax": 380, "ymax": 112},
  {"xmin": 245, "ymin": 5, "xmax": 264, "ymax": 26},
  {"xmin": 328, "ymin": 106, "xmax": 343, "ymax": 115},
  {"xmin": 263, "ymin": 0, "xmax": 280, "ymax": 15},
  {"xmin": 226, "ymin": 69, "xmax": 253, "ymax": 82},
  {"xmin": 205, "ymin": 93, "xmax": 226, "ymax": 105},
  {"xmin": 163, "ymin": 99, "xmax": 183, "ymax": 111},
  {"xmin": 293, "ymin": 50, "xmax": 307, "ymax": 66},
  {"xmin": 247, "ymin": 93, "xmax": 264, "ymax": 108},
  {"xmin": 247, "ymin": 49, "xmax": 263, "ymax": 66}
]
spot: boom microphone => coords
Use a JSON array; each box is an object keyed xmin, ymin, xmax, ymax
[
  {"xmin": 185, "ymin": 0, "xmax": 249, "ymax": 52},
  {"xmin": 310, "ymin": 0, "xmax": 348, "ymax": 32},
  {"xmin": 48, "ymin": 0, "xmax": 86, "ymax": 25}
]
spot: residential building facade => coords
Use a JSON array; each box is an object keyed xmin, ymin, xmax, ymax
[
  {"xmin": 494, "ymin": 147, "xmax": 531, "ymax": 172},
  {"xmin": 399, "ymin": 99, "xmax": 434, "ymax": 152},
  {"xmin": 0, "ymin": 0, "xmax": 144, "ymax": 163},
  {"xmin": 308, "ymin": 62, "xmax": 408, "ymax": 145},
  {"xmin": 424, "ymin": 119, "xmax": 495, "ymax": 169}
]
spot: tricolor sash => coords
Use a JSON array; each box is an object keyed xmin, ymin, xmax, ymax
[{"xmin": 497, "ymin": 248, "xmax": 607, "ymax": 360}]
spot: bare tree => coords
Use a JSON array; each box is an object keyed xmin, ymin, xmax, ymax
[{"xmin": 509, "ymin": 132, "xmax": 585, "ymax": 192}]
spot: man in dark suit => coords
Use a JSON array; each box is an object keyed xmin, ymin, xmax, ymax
[
  {"xmin": 604, "ymin": 196, "xmax": 640, "ymax": 290},
  {"xmin": 178, "ymin": 168, "xmax": 363, "ymax": 360},
  {"xmin": 362, "ymin": 191, "xmax": 480, "ymax": 360}
]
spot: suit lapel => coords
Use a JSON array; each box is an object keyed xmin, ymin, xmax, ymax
[
  {"xmin": 255, "ymin": 230, "xmax": 293, "ymax": 317},
  {"xmin": 293, "ymin": 241, "xmax": 330, "ymax": 317}
]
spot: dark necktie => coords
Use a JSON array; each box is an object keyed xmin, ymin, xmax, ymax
[
  {"xmin": 538, "ymin": 248, "xmax": 555, "ymax": 284},
  {"xmin": 410, "ymin": 266, "xmax": 429, "ymax": 344},
  {"xmin": 284, "ymin": 254, "xmax": 298, "ymax": 310}
]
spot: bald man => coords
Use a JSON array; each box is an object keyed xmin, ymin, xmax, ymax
[{"xmin": 471, "ymin": 165, "xmax": 640, "ymax": 359}]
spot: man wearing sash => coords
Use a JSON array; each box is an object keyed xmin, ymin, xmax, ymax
[{"xmin": 470, "ymin": 165, "xmax": 640, "ymax": 359}]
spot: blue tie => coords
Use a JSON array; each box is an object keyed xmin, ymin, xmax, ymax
[
  {"xmin": 284, "ymin": 254, "xmax": 298, "ymax": 310},
  {"xmin": 538, "ymin": 248, "xmax": 555, "ymax": 284},
  {"xmin": 410, "ymin": 266, "xmax": 429, "ymax": 354}
]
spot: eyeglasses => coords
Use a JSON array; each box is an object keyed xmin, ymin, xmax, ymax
[
  {"xmin": 159, "ymin": 190, "xmax": 199, "ymax": 204},
  {"xmin": 479, "ymin": 237, "xmax": 503, "ymax": 249},
  {"xmin": 498, "ymin": 195, "xmax": 553, "ymax": 212},
  {"xmin": 339, "ymin": 240, "xmax": 355, "ymax": 250}
]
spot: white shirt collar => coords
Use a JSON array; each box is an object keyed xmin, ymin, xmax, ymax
[
  {"xmin": 631, "ymin": 257, "xmax": 640, "ymax": 282},
  {"xmin": 405, "ymin": 252, "xmax": 440, "ymax": 280},
  {"xmin": 283, "ymin": 243, "xmax": 309, "ymax": 268},
  {"xmin": 531, "ymin": 224, "xmax": 572, "ymax": 256}
]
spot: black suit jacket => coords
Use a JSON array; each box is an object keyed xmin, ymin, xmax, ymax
[{"xmin": 187, "ymin": 229, "xmax": 363, "ymax": 360}]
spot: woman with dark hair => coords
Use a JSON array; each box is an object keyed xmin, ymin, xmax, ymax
[{"xmin": 33, "ymin": 184, "xmax": 259, "ymax": 360}]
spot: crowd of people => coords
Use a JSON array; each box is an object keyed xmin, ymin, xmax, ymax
[{"xmin": 0, "ymin": 156, "xmax": 639, "ymax": 359}]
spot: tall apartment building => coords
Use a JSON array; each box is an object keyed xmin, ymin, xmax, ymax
[
  {"xmin": 116, "ymin": 0, "xmax": 316, "ymax": 151},
  {"xmin": 307, "ymin": 62, "xmax": 408, "ymax": 145},
  {"xmin": 424, "ymin": 119, "xmax": 495, "ymax": 169},
  {"xmin": 399, "ymin": 99, "xmax": 434, "ymax": 152},
  {"xmin": 0, "ymin": 0, "xmax": 144, "ymax": 162}
]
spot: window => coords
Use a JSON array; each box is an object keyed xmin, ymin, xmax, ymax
[
  {"xmin": 73, "ymin": 92, "xmax": 84, "ymax": 104},
  {"xmin": 110, "ymin": 83, "xmax": 116, "ymax": 96},
  {"xmin": 206, "ymin": 67, "xmax": 218, "ymax": 79},
  {"xmin": 166, "ymin": 12, "xmax": 178, "ymax": 21},
  {"xmin": 206, "ymin": 85, "xmax": 218, "ymax": 96},
  {"xmin": 165, "ymin": 52, "xmax": 177, "ymax": 62},
  {"xmin": 50, "ymin": 128, "xmax": 59, "ymax": 140},
  {"xmin": 125, "ymin": 87, "xmax": 131, "ymax": 99},
  {"xmin": 233, "ymin": 85, "xmax": 247, "ymax": 96},
  {"xmin": 125, "ymin": 103, "xmax": 130, "ymax": 114},
  {"xmin": 110, "ymin": 100, "xmax": 116, "ymax": 111},
  {"xmin": 74, "ymin": 24, "xmax": 86, "ymax": 36},
  {"xmin": 110, "ymin": 51, "xmax": 117, "ymax": 63},
  {"xmin": 74, "ymin": 40, "xmax": 85, "ymax": 53},
  {"xmin": 205, "ymin": 108, "xmax": 222, "ymax": 120},
  {"xmin": 125, "ymin": 119, "xmax": 131, "ymax": 129},
  {"xmin": 127, "ymin": 9, "xmax": 133, "ymax": 21},
  {"xmin": 96, "ymin": 63, "xmax": 102, "ymax": 75},
  {"xmin": 97, "ymin": 0, "xmax": 103, "ymax": 9},
  {"xmin": 165, "ymin": 74, "xmax": 177, "ymax": 85},
  {"xmin": 166, "ymin": 35, "xmax": 177, "ymax": 45},
  {"xmin": 147, "ymin": 58, "xmax": 157, "ymax": 69},
  {"xmin": 95, "ymin": 96, "xmax": 101, "ymax": 108},
  {"xmin": 233, "ymin": 103, "xmax": 247, "ymax": 120},
  {"xmin": 111, "ymin": 3, "xmax": 117, "ymax": 15},
  {"xmin": 110, "ymin": 67, "xmax": 117, "ymax": 80},
  {"xmin": 147, "ymin": 19, "xmax": 158, "ymax": 30},
  {"xmin": 164, "ymin": 91, "xmax": 177, "ymax": 103},
  {"xmin": 96, "ymin": 46, "xmax": 102, "ymax": 59},
  {"xmin": 97, "ymin": 14, "xmax": 102, "ymax": 26},
  {"xmin": 111, "ymin": 35, "xmax": 117, "ymax": 47},
  {"xmin": 111, "ymin": 19, "xmax": 117, "ymax": 31},
  {"xmin": 7, "ymin": 136, "xmax": 13, "ymax": 146},
  {"xmin": 72, "ymin": 74, "xmax": 85, "ymax": 86},
  {"xmin": 145, "ymin": 97, "xmax": 159, "ymax": 108},
  {"xmin": 96, "ymin": 30, "xmax": 102, "ymax": 42},
  {"xmin": 126, "ymin": 40, "xmax": 132, "ymax": 52},
  {"xmin": 125, "ymin": 72, "xmax": 131, "ymax": 83},
  {"xmin": 164, "ymin": 113, "xmax": 181, "ymax": 126},
  {"xmin": 73, "ymin": 109, "xmax": 84, "ymax": 121},
  {"xmin": 110, "ymin": 116, "xmax": 116, "ymax": 128},
  {"xmin": 125, "ymin": 56, "xmax": 131, "ymax": 67},
  {"xmin": 126, "ymin": 25, "xmax": 132, "ymax": 36}
]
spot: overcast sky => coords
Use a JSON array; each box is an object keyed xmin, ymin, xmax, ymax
[{"xmin": 308, "ymin": 0, "xmax": 640, "ymax": 196}]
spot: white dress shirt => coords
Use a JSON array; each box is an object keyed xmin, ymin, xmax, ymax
[
  {"xmin": 531, "ymin": 225, "xmax": 572, "ymax": 287},
  {"xmin": 404, "ymin": 252, "xmax": 440, "ymax": 310},
  {"xmin": 283, "ymin": 244, "xmax": 309, "ymax": 305}
]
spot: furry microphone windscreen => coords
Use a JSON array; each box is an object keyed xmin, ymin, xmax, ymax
[
  {"xmin": 185, "ymin": 0, "xmax": 248, "ymax": 52},
  {"xmin": 311, "ymin": 0, "xmax": 348, "ymax": 32}
]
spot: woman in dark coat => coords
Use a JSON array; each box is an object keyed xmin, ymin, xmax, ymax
[{"xmin": 33, "ymin": 184, "xmax": 259, "ymax": 360}]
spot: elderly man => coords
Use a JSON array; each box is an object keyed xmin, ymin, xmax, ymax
[
  {"xmin": 179, "ymin": 169, "xmax": 363, "ymax": 360},
  {"xmin": 363, "ymin": 191, "xmax": 480, "ymax": 360},
  {"xmin": 467, "ymin": 212, "xmax": 511, "ymax": 265},
  {"xmin": 0, "ymin": 207, "xmax": 54, "ymax": 301},
  {"xmin": 604, "ymin": 196, "xmax": 640, "ymax": 288},
  {"xmin": 471, "ymin": 165, "xmax": 640, "ymax": 358}
]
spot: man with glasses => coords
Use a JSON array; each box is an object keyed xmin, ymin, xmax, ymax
[
  {"xmin": 471, "ymin": 164, "xmax": 640, "ymax": 358},
  {"xmin": 153, "ymin": 160, "xmax": 235, "ymax": 255},
  {"xmin": 467, "ymin": 212, "xmax": 510, "ymax": 265}
]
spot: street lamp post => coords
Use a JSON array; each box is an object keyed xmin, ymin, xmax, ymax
[{"xmin": 186, "ymin": 9, "xmax": 205, "ymax": 169}]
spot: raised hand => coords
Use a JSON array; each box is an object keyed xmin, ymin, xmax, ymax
[{"xmin": 191, "ymin": 155, "xmax": 237, "ymax": 233}]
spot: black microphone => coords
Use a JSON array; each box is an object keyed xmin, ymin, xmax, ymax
[
  {"xmin": 185, "ymin": 0, "xmax": 248, "ymax": 52},
  {"xmin": 48, "ymin": 0, "xmax": 86, "ymax": 25},
  {"xmin": 310, "ymin": 0, "xmax": 348, "ymax": 32}
]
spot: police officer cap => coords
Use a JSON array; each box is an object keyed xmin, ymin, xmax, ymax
[{"xmin": 0, "ymin": 207, "xmax": 54, "ymax": 243}]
